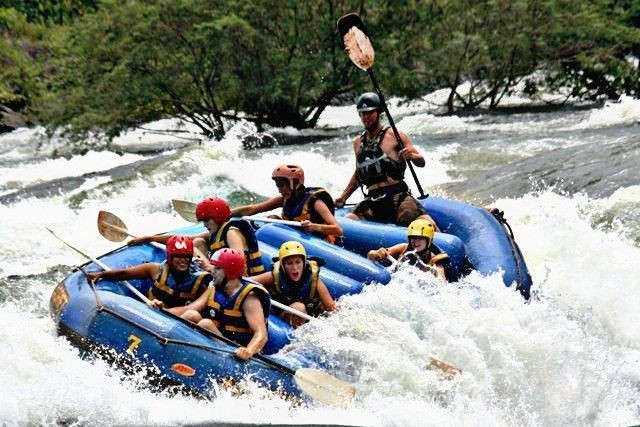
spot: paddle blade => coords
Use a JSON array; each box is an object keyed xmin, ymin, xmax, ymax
[
  {"xmin": 337, "ymin": 13, "xmax": 369, "ymax": 47},
  {"xmin": 428, "ymin": 355, "xmax": 462, "ymax": 379},
  {"xmin": 171, "ymin": 199, "xmax": 198, "ymax": 223},
  {"xmin": 293, "ymin": 368, "xmax": 355, "ymax": 408},
  {"xmin": 337, "ymin": 13, "xmax": 374, "ymax": 70},
  {"xmin": 97, "ymin": 210, "xmax": 129, "ymax": 242}
]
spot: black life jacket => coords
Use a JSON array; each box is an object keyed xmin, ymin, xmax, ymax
[{"xmin": 356, "ymin": 125, "xmax": 406, "ymax": 187}]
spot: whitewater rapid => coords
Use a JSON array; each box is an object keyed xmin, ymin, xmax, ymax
[{"xmin": 0, "ymin": 96, "xmax": 639, "ymax": 426}]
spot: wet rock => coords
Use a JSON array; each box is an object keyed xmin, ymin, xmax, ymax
[
  {"xmin": 0, "ymin": 105, "xmax": 31, "ymax": 134},
  {"xmin": 241, "ymin": 133, "xmax": 278, "ymax": 150},
  {"xmin": 0, "ymin": 152, "xmax": 177, "ymax": 205}
]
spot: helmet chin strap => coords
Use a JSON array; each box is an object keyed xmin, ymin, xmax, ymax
[{"xmin": 411, "ymin": 240, "xmax": 431, "ymax": 258}]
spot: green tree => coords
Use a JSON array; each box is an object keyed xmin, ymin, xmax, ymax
[
  {"xmin": 0, "ymin": 0, "xmax": 97, "ymax": 25},
  {"xmin": 6, "ymin": 0, "xmax": 639, "ymax": 140},
  {"xmin": 1, "ymin": 1, "xmax": 96, "ymax": 127},
  {"xmin": 543, "ymin": 1, "xmax": 640, "ymax": 100},
  {"xmin": 37, "ymin": 0, "xmax": 364, "ymax": 141},
  {"xmin": 365, "ymin": 0, "xmax": 639, "ymax": 113},
  {"xmin": 0, "ymin": 9, "xmax": 48, "ymax": 111}
]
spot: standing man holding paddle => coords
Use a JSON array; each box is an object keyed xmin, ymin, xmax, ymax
[
  {"xmin": 335, "ymin": 13, "xmax": 437, "ymax": 228},
  {"xmin": 334, "ymin": 92, "xmax": 436, "ymax": 227}
]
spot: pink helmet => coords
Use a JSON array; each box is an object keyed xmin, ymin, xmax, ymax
[
  {"xmin": 272, "ymin": 164, "xmax": 304, "ymax": 190},
  {"xmin": 166, "ymin": 235, "xmax": 193, "ymax": 263},
  {"xmin": 195, "ymin": 197, "xmax": 231, "ymax": 225},
  {"xmin": 210, "ymin": 248, "xmax": 246, "ymax": 280}
]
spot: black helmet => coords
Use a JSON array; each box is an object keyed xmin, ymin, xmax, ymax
[{"xmin": 356, "ymin": 92, "xmax": 381, "ymax": 113}]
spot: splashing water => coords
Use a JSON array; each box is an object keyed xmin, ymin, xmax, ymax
[{"xmin": 1, "ymin": 98, "xmax": 639, "ymax": 425}]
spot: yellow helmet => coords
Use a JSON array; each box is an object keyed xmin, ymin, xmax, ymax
[
  {"xmin": 278, "ymin": 240, "xmax": 306, "ymax": 262},
  {"xmin": 407, "ymin": 219, "xmax": 435, "ymax": 244}
]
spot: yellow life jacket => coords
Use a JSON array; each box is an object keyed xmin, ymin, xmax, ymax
[{"xmin": 209, "ymin": 219, "xmax": 265, "ymax": 275}]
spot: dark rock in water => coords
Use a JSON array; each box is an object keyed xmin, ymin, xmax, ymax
[
  {"xmin": 0, "ymin": 105, "xmax": 31, "ymax": 134},
  {"xmin": 270, "ymin": 132, "xmax": 335, "ymax": 146},
  {"xmin": 241, "ymin": 129, "xmax": 344, "ymax": 149},
  {"xmin": 0, "ymin": 152, "xmax": 178, "ymax": 205},
  {"xmin": 241, "ymin": 133, "xmax": 278, "ymax": 150},
  {"xmin": 110, "ymin": 138, "xmax": 197, "ymax": 154},
  {"xmin": 441, "ymin": 129, "xmax": 640, "ymax": 203},
  {"xmin": 330, "ymin": 92, "xmax": 356, "ymax": 106}
]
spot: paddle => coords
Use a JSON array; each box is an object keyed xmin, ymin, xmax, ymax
[
  {"xmin": 46, "ymin": 227, "xmax": 355, "ymax": 407},
  {"xmin": 241, "ymin": 216, "xmax": 302, "ymax": 227},
  {"xmin": 97, "ymin": 210, "xmax": 313, "ymax": 322},
  {"xmin": 171, "ymin": 199, "xmax": 302, "ymax": 227},
  {"xmin": 46, "ymin": 227, "xmax": 150, "ymax": 303},
  {"xmin": 97, "ymin": 210, "xmax": 166, "ymax": 250},
  {"xmin": 337, "ymin": 13, "xmax": 427, "ymax": 199},
  {"xmin": 171, "ymin": 198, "xmax": 198, "ymax": 223},
  {"xmin": 243, "ymin": 277, "xmax": 314, "ymax": 322}
]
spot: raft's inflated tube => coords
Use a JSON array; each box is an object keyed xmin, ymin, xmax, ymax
[
  {"xmin": 337, "ymin": 216, "xmax": 466, "ymax": 281},
  {"xmin": 420, "ymin": 197, "xmax": 532, "ymax": 297},
  {"xmin": 335, "ymin": 196, "xmax": 532, "ymax": 297},
  {"xmin": 256, "ymin": 224, "xmax": 391, "ymax": 285},
  {"xmin": 53, "ymin": 247, "xmax": 301, "ymax": 398},
  {"xmin": 258, "ymin": 242, "xmax": 366, "ymax": 298}
]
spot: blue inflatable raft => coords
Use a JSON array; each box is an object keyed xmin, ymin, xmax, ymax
[
  {"xmin": 50, "ymin": 195, "xmax": 530, "ymax": 399},
  {"xmin": 49, "ymin": 244, "xmax": 308, "ymax": 398},
  {"xmin": 49, "ymin": 225, "xmax": 381, "ymax": 400},
  {"xmin": 255, "ymin": 196, "xmax": 532, "ymax": 299}
]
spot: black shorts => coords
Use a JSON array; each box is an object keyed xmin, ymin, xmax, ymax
[{"xmin": 351, "ymin": 182, "xmax": 426, "ymax": 226}]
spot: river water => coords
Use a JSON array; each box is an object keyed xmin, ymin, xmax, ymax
[{"xmin": 0, "ymin": 93, "xmax": 639, "ymax": 426}]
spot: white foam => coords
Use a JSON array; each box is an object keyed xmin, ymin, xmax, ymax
[
  {"xmin": 492, "ymin": 189, "xmax": 640, "ymax": 346},
  {"xmin": 0, "ymin": 151, "xmax": 144, "ymax": 188},
  {"xmin": 576, "ymin": 95, "xmax": 640, "ymax": 128}
]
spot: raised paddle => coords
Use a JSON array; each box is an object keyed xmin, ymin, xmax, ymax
[
  {"xmin": 97, "ymin": 210, "xmax": 313, "ymax": 322},
  {"xmin": 97, "ymin": 210, "xmax": 166, "ymax": 250},
  {"xmin": 171, "ymin": 198, "xmax": 198, "ymax": 223},
  {"xmin": 46, "ymin": 227, "xmax": 355, "ymax": 407},
  {"xmin": 171, "ymin": 199, "xmax": 302, "ymax": 227},
  {"xmin": 337, "ymin": 13, "xmax": 428, "ymax": 199}
]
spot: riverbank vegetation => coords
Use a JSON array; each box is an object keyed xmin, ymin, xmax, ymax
[{"xmin": 1, "ymin": 0, "xmax": 638, "ymax": 141}]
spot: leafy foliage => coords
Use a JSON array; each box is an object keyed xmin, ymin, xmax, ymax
[
  {"xmin": 375, "ymin": 0, "xmax": 639, "ymax": 112},
  {"xmin": 1, "ymin": 0, "xmax": 638, "ymax": 140},
  {"xmin": 0, "ymin": 0, "xmax": 97, "ymax": 25},
  {"xmin": 32, "ymin": 0, "xmax": 365, "ymax": 140},
  {"xmin": 0, "ymin": 8, "xmax": 51, "ymax": 110}
]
